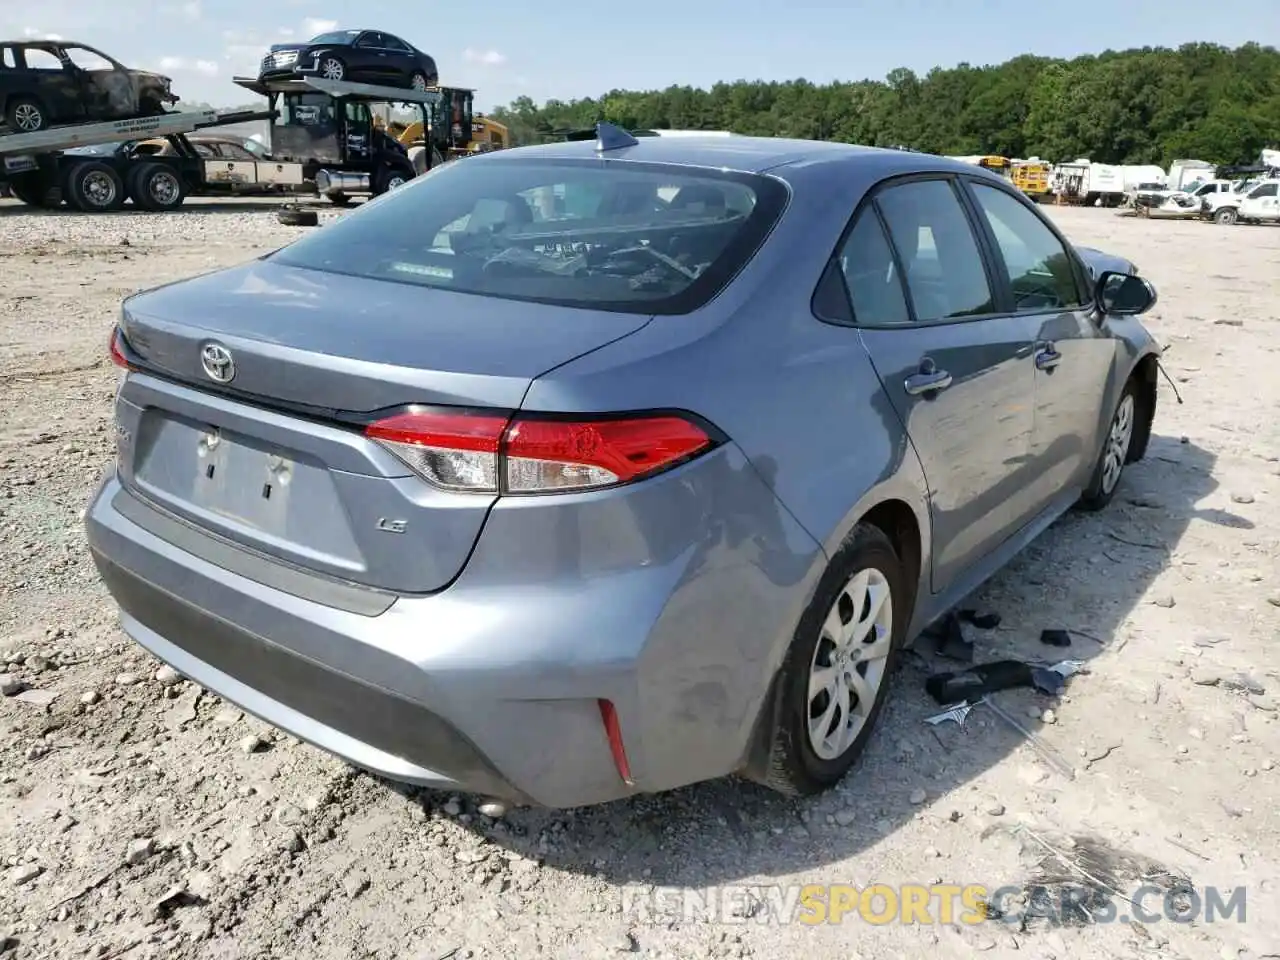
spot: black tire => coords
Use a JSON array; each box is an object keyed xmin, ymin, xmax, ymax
[
  {"xmin": 7, "ymin": 171, "xmax": 59, "ymax": 208},
  {"xmin": 5, "ymin": 96, "xmax": 47, "ymax": 133},
  {"xmin": 372, "ymin": 163, "xmax": 413, "ymax": 196},
  {"xmin": 277, "ymin": 206, "xmax": 319, "ymax": 226},
  {"xmin": 1078, "ymin": 377, "xmax": 1139, "ymax": 511},
  {"xmin": 325, "ymin": 192, "xmax": 352, "ymax": 206},
  {"xmin": 129, "ymin": 162, "xmax": 187, "ymax": 211},
  {"xmin": 65, "ymin": 161, "xmax": 126, "ymax": 212},
  {"xmin": 1214, "ymin": 207, "xmax": 1238, "ymax": 225},
  {"xmin": 761, "ymin": 523, "xmax": 907, "ymax": 796},
  {"xmin": 409, "ymin": 71, "xmax": 430, "ymax": 91},
  {"xmin": 317, "ymin": 56, "xmax": 346, "ymax": 81}
]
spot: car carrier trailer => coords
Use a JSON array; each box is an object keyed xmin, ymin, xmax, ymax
[
  {"xmin": 0, "ymin": 75, "xmax": 473, "ymax": 211},
  {"xmin": 229, "ymin": 76, "xmax": 472, "ymax": 205}
]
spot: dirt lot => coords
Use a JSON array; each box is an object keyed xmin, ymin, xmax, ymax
[{"xmin": 0, "ymin": 197, "xmax": 1278, "ymax": 960}]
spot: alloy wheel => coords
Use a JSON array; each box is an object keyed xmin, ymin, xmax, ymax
[
  {"xmin": 13, "ymin": 103, "xmax": 42, "ymax": 131},
  {"xmin": 1100, "ymin": 393, "xmax": 1135, "ymax": 495},
  {"xmin": 807, "ymin": 568, "xmax": 893, "ymax": 760}
]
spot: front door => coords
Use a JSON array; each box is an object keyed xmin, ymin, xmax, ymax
[
  {"xmin": 962, "ymin": 178, "xmax": 1113, "ymax": 509},
  {"xmin": 1241, "ymin": 182, "xmax": 1279, "ymax": 221},
  {"xmin": 841, "ymin": 176, "xmax": 1039, "ymax": 594}
]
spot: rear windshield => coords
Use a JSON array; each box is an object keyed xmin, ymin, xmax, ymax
[{"xmin": 269, "ymin": 157, "xmax": 789, "ymax": 315}]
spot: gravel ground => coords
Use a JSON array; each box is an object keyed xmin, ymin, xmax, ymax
[{"xmin": 1, "ymin": 197, "xmax": 1279, "ymax": 960}]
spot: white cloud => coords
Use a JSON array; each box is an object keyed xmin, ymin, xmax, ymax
[
  {"xmin": 302, "ymin": 18, "xmax": 338, "ymax": 36},
  {"xmin": 158, "ymin": 55, "xmax": 219, "ymax": 76},
  {"xmin": 182, "ymin": 1, "xmax": 201, "ymax": 17},
  {"xmin": 277, "ymin": 27, "xmax": 295, "ymax": 37},
  {"xmin": 21, "ymin": 27, "xmax": 62, "ymax": 40},
  {"xmin": 463, "ymin": 48, "xmax": 506, "ymax": 66}
]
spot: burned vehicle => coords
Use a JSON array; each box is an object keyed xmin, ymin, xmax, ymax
[
  {"xmin": 258, "ymin": 29, "xmax": 438, "ymax": 91},
  {"xmin": 0, "ymin": 40, "xmax": 177, "ymax": 132}
]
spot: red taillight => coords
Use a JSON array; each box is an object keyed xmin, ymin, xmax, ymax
[
  {"xmin": 366, "ymin": 410, "xmax": 509, "ymax": 493},
  {"xmin": 109, "ymin": 327, "xmax": 131, "ymax": 369},
  {"xmin": 365, "ymin": 408, "xmax": 715, "ymax": 495}
]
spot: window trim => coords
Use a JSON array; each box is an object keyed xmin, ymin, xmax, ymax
[
  {"xmin": 958, "ymin": 175, "xmax": 1094, "ymax": 315},
  {"xmin": 812, "ymin": 171, "xmax": 1011, "ymax": 330}
]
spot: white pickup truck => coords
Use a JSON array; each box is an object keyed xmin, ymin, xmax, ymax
[{"xmin": 1202, "ymin": 178, "xmax": 1280, "ymax": 224}]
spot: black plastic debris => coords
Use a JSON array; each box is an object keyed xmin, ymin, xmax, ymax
[
  {"xmin": 925, "ymin": 660, "xmax": 1067, "ymax": 704},
  {"xmin": 938, "ymin": 614, "xmax": 975, "ymax": 662},
  {"xmin": 959, "ymin": 609, "xmax": 1002, "ymax": 630},
  {"xmin": 1040, "ymin": 629, "xmax": 1072, "ymax": 648}
]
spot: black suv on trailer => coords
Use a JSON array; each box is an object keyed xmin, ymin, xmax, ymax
[
  {"xmin": 258, "ymin": 29, "xmax": 439, "ymax": 91},
  {"xmin": 0, "ymin": 40, "xmax": 177, "ymax": 132}
]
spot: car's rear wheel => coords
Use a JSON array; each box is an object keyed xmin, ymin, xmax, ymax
[
  {"xmin": 409, "ymin": 71, "xmax": 429, "ymax": 91},
  {"xmin": 318, "ymin": 57, "xmax": 345, "ymax": 81},
  {"xmin": 1214, "ymin": 207, "xmax": 1238, "ymax": 225},
  {"xmin": 1079, "ymin": 378, "xmax": 1138, "ymax": 511},
  {"xmin": 5, "ymin": 97, "xmax": 47, "ymax": 133},
  {"xmin": 761, "ymin": 523, "xmax": 906, "ymax": 796}
]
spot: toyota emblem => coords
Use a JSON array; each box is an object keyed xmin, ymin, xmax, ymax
[{"xmin": 200, "ymin": 342, "xmax": 236, "ymax": 383}]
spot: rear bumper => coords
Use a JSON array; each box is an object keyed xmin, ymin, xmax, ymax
[{"xmin": 85, "ymin": 449, "xmax": 823, "ymax": 807}]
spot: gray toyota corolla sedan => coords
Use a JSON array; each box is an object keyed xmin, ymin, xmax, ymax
[{"xmin": 86, "ymin": 126, "xmax": 1161, "ymax": 809}]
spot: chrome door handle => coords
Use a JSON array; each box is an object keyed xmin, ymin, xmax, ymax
[
  {"xmin": 904, "ymin": 369, "xmax": 953, "ymax": 395},
  {"xmin": 1035, "ymin": 345, "xmax": 1062, "ymax": 370}
]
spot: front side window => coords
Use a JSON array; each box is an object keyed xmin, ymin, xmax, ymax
[
  {"xmin": 62, "ymin": 46, "xmax": 116, "ymax": 71},
  {"xmin": 270, "ymin": 158, "xmax": 788, "ymax": 315},
  {"xmin": 1248, "ymin": 183, "xmax": 1278, "ymax": 199},
  {"xmin": 971, "ymin": 183, "xmax": 1083, "ymax": 312},
  {"xmin": 874, "ymin": 179, "xmax": 994, "ymax": 322}
]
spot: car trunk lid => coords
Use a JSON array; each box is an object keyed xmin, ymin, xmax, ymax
[{"xmin": 114, "ymin": 259, "xmax": 652, "ymax": 595}]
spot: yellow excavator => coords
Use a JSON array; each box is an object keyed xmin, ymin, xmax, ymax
[{"xmin": 375, "ymin": 106, "xmax": 507, "ymax": 174}]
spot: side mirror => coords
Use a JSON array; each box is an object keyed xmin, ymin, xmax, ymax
[{"xmin": 1095, "ymin": 270, "xmax": 1157, "ymax": 317}]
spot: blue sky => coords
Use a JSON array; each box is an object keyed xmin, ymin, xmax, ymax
[{"xmin": 1, "ymin": 0, "xmax": 1268, "ymax": 110}]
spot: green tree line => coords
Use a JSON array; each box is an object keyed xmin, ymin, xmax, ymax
[{"xmin": 489, "ymin": 43, "xmax": 1279, "ymax": 166}]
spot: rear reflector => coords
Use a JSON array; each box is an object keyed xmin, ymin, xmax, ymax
[
  {"xmin": 365, "ymin": 408, "xmax": 715, "ymax": 495},
  {"xmin": 597, "ymin": 699, "xmax": 635, "ymax": 785}
]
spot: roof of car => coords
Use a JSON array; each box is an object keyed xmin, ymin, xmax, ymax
[{"xmin": 498, "ymin": 134, "xmax": 984, "ymax": 177}]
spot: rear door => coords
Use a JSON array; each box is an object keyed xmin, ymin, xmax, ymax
[
  {"xmin": 843, "ymin": 175, "xmax": 1040, "ymax": 594},
  {"xmin": 17, "ymin": 46, "xmax": 84, "ymax": 122},
  {"xmin": 961, "ymin": 177, "xmax": 1113, "ymax": 511}
]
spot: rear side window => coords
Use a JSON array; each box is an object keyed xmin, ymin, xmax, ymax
[
  {"xmin": 875, "ymin": 179, "xmax": 994, "ymax": 321},
  {"xmin": 271, "ymin": 158, "xmax": 788, "ymax": 315},
  {"xmin": 970, "ymin": 183, "xmax": 1084, "ymax": 311},
  {"xmin": 23, "ymin": 48, "xmax": 63, "ymax": 70},
  {"xmin": 1, "ymin": 48, "xmax": 15, "ymax": 70},
  {"xmin": 836, "ymin": 213, "xmax": 909, "ymax": 326}
]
